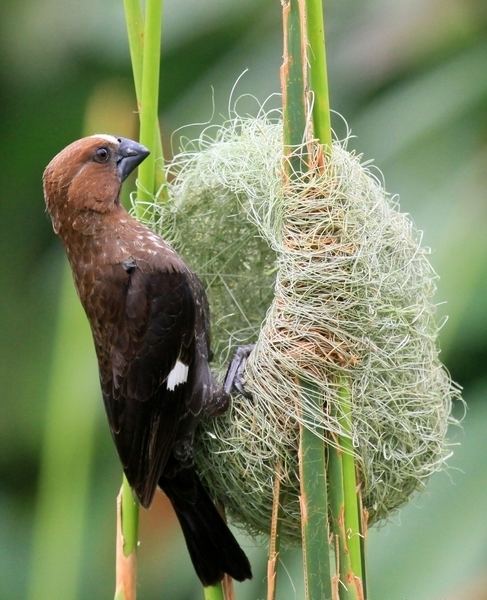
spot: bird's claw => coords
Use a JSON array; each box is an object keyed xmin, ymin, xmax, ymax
[{"xmin": 223, "ymin": 344, "xmax": 255, "ymax": 399}]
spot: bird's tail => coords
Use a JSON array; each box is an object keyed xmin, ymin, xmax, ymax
[{"xmin": 159, "ymin": 468, "xmax": 252, "ymax": 586}]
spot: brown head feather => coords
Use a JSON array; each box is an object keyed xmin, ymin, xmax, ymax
[{"xmin": 43, "ymin": 135, "xmax": 122, "ymax": 234}]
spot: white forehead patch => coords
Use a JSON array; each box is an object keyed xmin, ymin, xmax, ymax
[{"xmin": 90, "ymin": 134, "xmax": 119, "ymax": 145}]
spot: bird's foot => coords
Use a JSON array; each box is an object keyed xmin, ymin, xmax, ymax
[
  {"xmin": 223, "ymin": 344, "xmax": 255, "ymax": 399},
  {"xmin": 205, "ymin": 345, "xmax": 255, "ymax": 417}
]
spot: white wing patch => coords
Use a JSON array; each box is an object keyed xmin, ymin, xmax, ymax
[
  {"xmin": 166, "ymin": 360, "xmax": 189, "ymax": 391},
  {"xmin": 90, "ymin": 133, "xmax": 119, "ymax": 145}
]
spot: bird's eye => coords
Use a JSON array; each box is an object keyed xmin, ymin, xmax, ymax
[{"xmin": 94, "ymin": 147, "xmax": 110, "ymax": 163}]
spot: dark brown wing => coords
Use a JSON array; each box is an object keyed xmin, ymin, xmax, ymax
[{"xmin": 98, "ymin": 262, "xmax": 196, "ymax": 508}]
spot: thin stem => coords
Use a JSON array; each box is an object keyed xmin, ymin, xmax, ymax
[
  {"xmin": 281, "ymin": 0, "xmax": 307, "ymax": 171},
  {"xmin": 306, "ymin": 0, "xmax": 332, "ymax": 150},
  {"xmin": 304, "ymin": 0, "xmax": 368, "ymax": 596},
  {"xmin": 328, "ymin": 381, "xmax": 366, "ymax": 600},
  {"xmin": 123, "ymin": 0, "xmax": 167, "ymax": 199},
  {"xmin": 328, "ymin": 441, "xmax": 350, "ymax": 600},
  {"xmin": 339, "ymin": 384, "xmax": 365, "ymax": 598},
  {"xmin": 137, "ymin": 0, "xmax": 165, "ymax": 212},
  {"xmin": 222, "ymin": 573, "xmax": 235, "ymax": 600},
  {"xmin": 115, "ymin": 480, "xmax": 138, "ymax": 600},
  {"xmin": 298, "ymin": 415, "xmax": 333, "ymax": 600},
  {"xmin": 203, "ymin": 583, "xmax": 225, "ymax": 600},
  {"xmin": 281, "ymin": 1, "xmax": 333, "ymax": 598},
  {"xmin": 123, "ymin": 0, "xmax": 144, "ymax": 101},
  {"xmin": 114, "ymin": 476, "xmax": 139, "ymax": 600},
  {"xmin": 267, "ymin": 463, "xmax": 283, "ymax": 600},
  {"xmin": 121, "ymin": 475, "xmax": 140, "ymax": 555}
]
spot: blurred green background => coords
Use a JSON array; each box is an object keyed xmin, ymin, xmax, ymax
[{"xmin": 1, "ymin": 0, "xmax": 486, "ymax": 598}]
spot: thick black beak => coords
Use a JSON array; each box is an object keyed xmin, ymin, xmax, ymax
[{"xmin": 117, "ymin": 137, "xmax": 150, "ymax": 182}]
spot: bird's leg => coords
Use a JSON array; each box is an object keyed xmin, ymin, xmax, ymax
[
  {"xmin": 205, "ymin": 345, "xmax": 255, "ymax": 417},
  {"xmin": 223, "ymin": 344, "xmax": 255, "ymax": 399}
]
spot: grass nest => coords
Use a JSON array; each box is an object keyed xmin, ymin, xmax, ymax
[{"xmin": 135, "ymin": 114, "xmax": 461, "ymax": 543}]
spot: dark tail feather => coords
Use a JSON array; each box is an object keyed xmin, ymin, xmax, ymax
[{"xmin": 160, "ymin": 468, "xmax": 252, "ymax": 586}]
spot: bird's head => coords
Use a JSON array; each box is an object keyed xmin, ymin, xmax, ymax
[{"xmin": 43, "ymin": 134, "xmax": 149, "ymax": 233}]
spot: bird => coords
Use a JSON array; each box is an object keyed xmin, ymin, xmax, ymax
[{"xmin": 43, "ymin": 134, "xmax": 252, "ymax": 586}]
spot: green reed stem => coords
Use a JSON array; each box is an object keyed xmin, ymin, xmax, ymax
[
  {"xmin": 329, "ymin": 381, "xmax": 366, "ymax": 600},
  {"xmin": 306, "ymin": 0, "xmax": 332, "ymax": 150},
  {"xmin": 120, "ymin": 475, "xmax": 139, "ymax": 555},
  {"xmin": 136, "ymin": 0, "xmax": 166, "ymax": 212},
  {"xmin": 305, "ymin": 0, "xmax": 367, "ymax": 596},
  {"xmin": 281, "ymin": 5, "xmax": 333, "ymax": 595},
  {"xmin": 123, "ymin": 0, "xmax": 167, "ymax": 199},
  {"xmin": 203, "ymin": 583, "xmax": 225, "ymax": 600}
]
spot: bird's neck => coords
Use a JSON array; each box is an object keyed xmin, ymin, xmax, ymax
[
  {"xmin": 56, "ymin": 205, "xmax": 132, "ymax": 271},
  {"xmin": 56, "ymin": 204, "xmax": 124, "ymax": 243}
]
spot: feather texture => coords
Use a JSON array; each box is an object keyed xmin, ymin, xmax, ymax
[{"xmin": 43, "ymin": 135, "xmax": 251, "ymax": 585}]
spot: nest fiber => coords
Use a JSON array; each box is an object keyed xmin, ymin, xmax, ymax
[{"xmin": 144, "ymin": 116, "xmax": 460, "ymax": 541}]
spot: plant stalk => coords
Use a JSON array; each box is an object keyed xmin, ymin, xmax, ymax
[
  {"xmin": 340, "ymin": 383, "xmax": 365, "ymax": 597},
  {"xmin": 328, "ymin": 381, "xmax": 367, "ymax": 600},
  {"xmin": 115, "ymin": 478, "xmax": 139, "ymax": 600},
  {"xmin": 306, "ymin": 0, "xmax": 332, "ymax": 150},
  {"xmin": 203, "ymin": 583, "xmax": 225, "ymax": 600},
  {"xmin": 123, "ymin": 0, "xmax": 167, "ymax": 199},
  {"xmin": 123, "ymin": 0, "xmax": 144, "ymax": 102},
  {"xmin": 304, "ymin": 0, "xmax": 368, "ymax": 597},
  {"xmin": 121, "ymin": 475, "xmax": 140, "ymax": 556},
  {"xmin": 267, "ymin": 462, "xmax": 283, "ymax": 600},
  {"xmin": 281, "ymin": 1, "xmax": 333, "ymax": 598},
  {"xmin": 281, "ymin": 0, "xmax": 307, "ymax": 174},
  {"xmin": 136, "ymin": 0, "xmax": 166, "ymax": 212},
  {"xmin": 297, "ymin": 382, "xmax": 333, "ymax": 600}
]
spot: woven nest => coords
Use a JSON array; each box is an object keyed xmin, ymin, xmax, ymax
[{"xmin": 136, "ymin": 115, "xmax": 461, "ymax": 543}]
